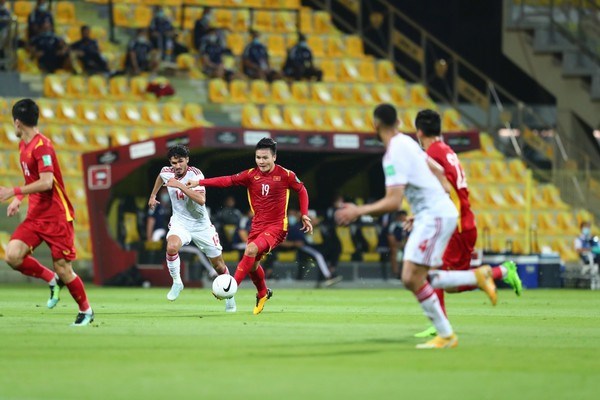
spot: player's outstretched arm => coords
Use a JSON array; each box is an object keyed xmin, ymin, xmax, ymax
[
  {"xmin": 186, "ymin": 175, "xmax": 236, "ymax": 188},
  {"xmin": 336, "ymin": 185, "xmax": 405, "ymax": 225},
  {"xmin": 148, "ymin": 174, "xmax": 164, "ymax": 210},
  {"xmin": 0, "ymin": 172, "xmax": 54, "ymax": 202}
]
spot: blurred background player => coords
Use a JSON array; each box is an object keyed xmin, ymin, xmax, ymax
[
  {"xmin": 413, "ymin": 109, "xmax": 522, "ymax": 338},
  {"xmin": 187, "ymin": 138, "xmax": 312, "ymax": 314},
  {"xmin": 336, "ymin": 103, "xmax": 497, "ymax": 349},
  {"xmin": 148, "ymin": 144, "xmax": 236, "ymax": 312},
  {"xmin": 0, "ymin": 98, "xmax": 93, "ymax": 326}
]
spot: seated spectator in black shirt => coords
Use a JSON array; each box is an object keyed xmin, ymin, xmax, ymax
[
  {"xmin": 199, "ymin": 28, "xmax": 233, "ymax": 80},
  {"xmin": 0, "ymin": 0, "xmax": 11, "ymax": 63},
  {"xmin": 70, "ymin": 25, "xmax": 109, "ymax": 75},
  {"xmin": 193, "ymin": 7, "xmax": 212, "ymax": 52},
  {"xmin": 125, "ymin": 28, "xmax": 159, "ymax": 75},
  {"xmin": 149, "ymin": 6, "xmax": 187, "ymax": 62},
  {"xmin": 242, "ymin": 30, "xmax": 280, "ymax": 82},
  {"xmin": 282, "ymin": 33, "xmax": 322, "ymax": 81},
  {"xmin": 27, "ymin": 0, "xmax": 53, "ymax": 43},
  {"xmin": 30, "ymin": 20, "xmax": 70, "ymax": 73}
]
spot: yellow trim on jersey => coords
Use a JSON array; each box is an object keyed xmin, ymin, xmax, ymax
[
  {"xmin": 449, "ymin": 186, "xmax": 462, "ymax": 232},
  {"xmin": 247, "ymin": 190, "xmax": 254, "ymax": 215},
  {"xmin": 54, "ymin": 177, "xmax": 74, "ymax": 222},
  {"xmin": 34, "ymin": 138, "xmax": 44, "ymax": 148},
  {"xmin": 283, "ymin": 189, "xmax": 290, "ymax": 230}
]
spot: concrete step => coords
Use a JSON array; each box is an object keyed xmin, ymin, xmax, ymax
[
  {"xmin": 591, "ymin": 72, "xmax": 600, "ymax": 101},
  {"xmin": 562, "ymin": 50, "xmax": 597, "ymax": 78},
  {"xmin": 532, "ymin": 27, "xmax": 576, "ymax": 53}
]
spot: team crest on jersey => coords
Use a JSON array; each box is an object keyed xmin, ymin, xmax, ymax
[
  {"xmin": 254, "ymin": 176, "xmax": 260, "ymax": 180},
  {"xmin": 42, "ymin": 154, "xmax": 52, "ymax": 167},
  {"xmin": 62, "ymin": 250, "xmax": 71, "ymax": 255},
  {"xmin": 273, "ymin": 176, "xmax": 281, "ymax": 181}
]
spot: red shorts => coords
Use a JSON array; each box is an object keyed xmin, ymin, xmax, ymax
[
  {"xmin": 12, "ymin": 217, "xmax": 77, "ymax": 261},
  {"xmin": 247, "ymin": 226, "xmax": 287, "ymax": 258},
  {"xmin": 442, "ymin": 227, "xmax": 477, "ymax": 271}
]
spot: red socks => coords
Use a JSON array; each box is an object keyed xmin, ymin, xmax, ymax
[
  {"xmin": 250, "ymin": 265, "xmax": 267, "ymax": 299},
  {"xmin": 66, "ymin": 275, "xmax": 90, "ymax": 312},
  {"xmin": 17, "ymin": 256, "xmax": 55, "ymax": 283},
  {"xmin": 234, "ymin": 255, "xmax": 256, "ymax": 286},
  {"xmin": 491, "ymin": 266, "xmax": 503, "ymax": 280}
]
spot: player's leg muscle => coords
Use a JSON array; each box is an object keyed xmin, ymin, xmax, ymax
[
  {"xmin": 53, "ymin": 258, "xmax": 76, "ymax": 283},
  {"xmin": 401, "ymin": 260, "xmax": 429, "ymax": 292},
  {"xmin": 166, "ymin": 235, "xmax": 183, "ymax": 255}
]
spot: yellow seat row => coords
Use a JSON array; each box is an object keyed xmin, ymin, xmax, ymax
[{"xmin": 10, "ymin": 1, "xmax": 76, "ymax": 24}]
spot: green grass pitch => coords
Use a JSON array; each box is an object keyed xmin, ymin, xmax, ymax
[{"xmin": 0, "ymin": 284, "xmax": 599, "ymax": 400}]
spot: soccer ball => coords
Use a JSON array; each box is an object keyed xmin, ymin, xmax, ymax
[{"xmin": 212, "ymin": 274, "xmax": 237, "ymax": 299}]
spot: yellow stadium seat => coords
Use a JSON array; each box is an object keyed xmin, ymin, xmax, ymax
[
  {"xmin": 253, "ymin": 10, "xmax": 273, "ymax": 32},
  {"xmin": 65, "ymin": 125, "xmax": 91, "ymax": 151},
  {"xmin": 230, "ymin": 79, "xmax": 249, "ymax": 103},
  {"xmin": 141, "ymin": 103, "xmax": 163, "ymax": 125},
  {"xmin": 552, "ymin": 239, "xmax": 579, "ymax": 262},
  {"xmin": 176, "ymin": 53, "xmax": 197, "ymax": 70},
  {"xmin": 304, "ymin": 107, "xmax": 326, "ymax": 131},
  {"xmin": 56, "ymin": 100, "xmax": 78, "ymax": 122},
  {"xmin": 467, "ymin": 185, "xmax": 485, "ymax": 209},
  {"xmin": 508, "ymin": 159, "xmax": 528, "ymax": 182},
  {"xmin": 0, "ymin": 123, "xmax": 20, "ymax": 149},
  {"xmin": 163, "ymin": 103, "xmax": 186, "ymax": 126},
  {"xmin": 358, "ymin": 59, "xmax": 376, "ymax": 83},
  {"xmin": 352, "ymin": 84, "xmax": 376, "ymax": 105},
  {"xmin": 291, "ymin": 81, "xmax": 310, "ymax": 103},
  {"xmin": 209, "ymin": 79, "xmax": 229, "ymax": 103},
  {"xmin": 183, "ymin": 103, "xmax": 212, "ymax": 127},
  {"xmin": 390, "ymin": 85, "xmax": 408, "ymax": 106},
  {"xmin": 372, "ymin": 84, "xmax": 393, "ymax": 103},
  {"xmin": 536, "ymin": 211, "xmax": 555, "ymax": 234},
  {"xmin": 345, "ymin": 108, "xmax": 370, "ymax": 133},
  {"xmin": 274, "ymin": 11, "xmax": 296, "ymax": 33},
  {"xmin": 377, "ymin": 60, "xmax": 400, "ymax": 84},
  {"xmin": 233, "ymin": 9, "xmax": 250, "ymax": 32},
  {"xmin": 110, "ymin": 127, "xmax": 130, "ymax": 146},
  {"xmin": 320, "ymin": 59, "xmax": 338, "ymax": 82},
  {"xmin": 442, "ymin": 108, "xmax": 466, "ymax": 131},
  {"xmin": 345, "ymin": 35, "xmax": 364, "ymax": 58},
  {"xmin": 120, "ymin": 103, "xmax": 142, "ymax": 124},
  {"xmin": 497, "ymin": 212, "xmax": 521, "ymax": 234},
  {"xmin": 489, "ymin": 160, "xmax": 515, "ymax": 183},
  {"xmin": 215, "ymin": 9, "xmax": 234, "ymax": 30},
  {"xmin": 339, "ymin": 59, "xmax": 360, "ymax": 82},
  {"xmin": 134, "ymin": 6, "xmax": 153, "ymax": 28},
  {"xmin": 532, "ymin": 187, "xmax": 549, "ymax": 209},
  {"xmin": 401, "ymin": 108, "xmax": 419, "ymax": 132},
  {"xmin": 330, "ymin": 83, "xmax": 350, "ymax": 105},
  {"xmin": 266, "ymin": 34, "xmax": 286, "ymax": 58},
  {"xmin": 299, "ymin": 10, "xmax": 313, "ymax": 33},
  {"xmin": 311, "ymin": 83, "xmax": 334, "ymax": 105},
  {"xmin": 227, "ymin": 33, "xmax": 246, "ymax": 56},
  {"xmin": 307, "ymin": 35, "xmax": 326, "ymax": 58},
  {"xmin": 109, "ymin": 76, "xmax": 129, "ymax": 99},
  {"xmin": 44, "ymin": 124, "xmax": 68, "ymax": 149},
  {"xmin": 87, "ymin": 126, "xmax": 108, "ymax": 149},
  {"xmin": 272, "ymin": 80, "xmax": 293, "ymax": 103},
  {"xmin": 77, "ymin": 102, "xmax": 99, "ymax": 124},
  {"xmin": 335, "ymin": 226, "xmax": 356, "ymax": 262},
  {"xmin": 241, "ymin": 104, "xmax": 264, "ymax": 128},
  {"xmin": 323, "ymin": 107, "xmax": 346, "ymax": 131},
  {"xmin": 504, "ymin": 187, "xmax": 526, "ymax": 207},
  {"xmin": 36, "ymin": 99, "xmax": 56, "ymax": 122},
  {"xmin": 130, "ymin": 76, "xmax": 149, "ymax": 97},
  {"xmin": 476, "ymin": 212, "xmax": 496, "ymax": 233},
  {"xmin": 131, "ymin": 127, "xmax": 152, "ymax": 142},
  {"xmin": 408, "ymin": 84, "xmax": 434, "ymax": 108},
  {"xmin": 479, "ymin": 133, "xmax": 504, "ymax": 159},
  {"xmin": 283, "ymin": 106, "xmax": 306, "ymax": 130},
  {"xmin": 98, "ymin": 102, "xmax": 120, "ymax": 124},
  {"xmin": 17, "ymin": 48, "xmax": 39, "ymax": 73},
  {"xmin": 262, "ymin": 105, "xmax": 288, "ymax": 129},
  {"xmin": 485, "ymin": 186, "xmax": 510, "ymax": 208},
  {"xmin": 574, "ymin": 209, "xmax": 594, "ymax": 227},
  {"xmin": 541, "ymin": 185, "xmax": 569, "ymax": 210},
  {"xmin": 56, "ymin": 1, "xmax": 77, "ymax": 24},
  {"xmin": 327, "ymin": 36, "xmax": 345, "ymax": 58},
  {"xmin": 13, "ymin": 1, "xmax": 33, "ymax": 23},
  {"xmin": 556, "ymin": 211, "xmax": 579, "ymax": 235},
  {"xmin": 250, "ymin": 80, "xmax": 270, "ymax": 104},
  {"xmin": 88, "ymin": 75, "xmax": 109, "ymax": 98},
  {"xmin": 66, "ymin": 76, "xmax": 87, "ymax": 99},
  {"xmin": 313, "ymin": 11, "xmax": 334, "ymax": 34},
  {"xmin": 44, "ymin": 74, "xmax": 66, "ymax": 98},
  {"xmin": 465, "ymin": 160, "xmax": 488, "ymax": 183}
]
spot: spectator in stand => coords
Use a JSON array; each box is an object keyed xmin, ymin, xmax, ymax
[
  {"xmin": 282, "ymin": 33, "xmax": 322, "ymax": 81},
  {"xmin": 320, "ymin": 194, "xmax": 344, "ymax": 278},
  {"xmin": 149, "ymin": 6, "xmax": 187, "ymax": 62},
  {"xmin": 387, "ymin": 210, "xmax": 409, "ymax": 279},
  {"xmin": 146, "ymin": 188, "xmax": 171, "ymax": 242},
  {"xmin": 242, "ymin": 29, "xmax": 280, "ymax": 82},
  {"xmin": 29, "ymin": 20, "xmax": 70, "ymax": 73},
  {"xmin": 70, "ymin": 25, "xmax": 110, "ymax": 75},
  {"xmin": 575, "ymin": 221, "xmax": 600, "ymax": 266},
  {"xmin": 0, "ymin": 0, "xmax": 11, "ymax": 64},
  {"xmin": 215, "ymin": 195, "xmax": 243, "ymax": 228},
  {"xmin": 27, "ymin": 0, "xmax": 53, "ymax": 43},
  {"xmin": 193, "ymin": 7, "xmax": 212, "ymax": 51},
  {"xmin": 125, "ymin": 28, "xmax": 159, "ymax": 75},
  {"xmin": 199, "ymin": 28, "xmax": 233, "ymax": 80}
]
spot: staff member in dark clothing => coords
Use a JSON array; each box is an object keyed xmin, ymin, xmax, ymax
[
  {"xmin": 282, "ymin": 33, "xmax": 322, "ymax": 81},
  {"xmin": 242, "ymin": 29, "xmax": 280, "ymax": 82},
  {"xmin": 29, "ymin": 20, "xmax": 70, "ymax": 73},
  {"xmin": 27, "ymin": 0, "xmax": 53, "ymax": 42},
  {"xmin": 125, "ymin": 28, "xmax": 158, "ymax": 75},
  {"xmin": 70, "ymin": 25, "xmax": 110, "ymax": 74}
]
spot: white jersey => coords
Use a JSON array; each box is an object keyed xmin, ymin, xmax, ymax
[
  {"xmin": 383, "ymin": 133, "xmax": 458, "ymax": 219},
  {"xmin": 160, "ymin": 166, "xmax": 212, "ymax": 231}
]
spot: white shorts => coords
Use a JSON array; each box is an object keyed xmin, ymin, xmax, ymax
[
  {"xmin": 403, "ymin": 216, "xmax": 456, "ymax": 268},
  {"xmin": 166, "ymin": 223, "xmax": 222, "ymax": 259}
]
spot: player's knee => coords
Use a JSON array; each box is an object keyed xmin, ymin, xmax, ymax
[
  {"xmin": 245, "ymin": 242, "xmax": 259, "ymax": 257},
  {"xmin": 166, "ymin": 243, "xmax": 179, "ymax": 255},
  {"xmin": 54, "ymin": 261, "xmax": 74, "ymax": 281},
  {"xmin": 5, "ymin": 246, "xmax": 25, "ymax": 269}
]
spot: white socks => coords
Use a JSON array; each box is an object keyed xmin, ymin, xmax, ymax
[
  {"xmin": 428, "ymin": 270, "xmax": 477, "ymax": 288},
  {"xmin": 416, "ymin": 283, "xmax": 453, "ymax": 337},
  {"xmin": 166, "ymin": 253, "xmax": 182, "ymax": 284}
]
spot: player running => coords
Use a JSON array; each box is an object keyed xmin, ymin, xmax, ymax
[
  {"xmin": 0, "ymin": 98, "xmax": 94, "ymax": 326},
  {"xmin": 413, "ymin": 109, "xmax": 522, "ymax": 338},
  {"xmin": 186, "ymin": 137, "xmax": 312, "ymax": 315},
  {"xmin": 336, "ymin": 103, "xmax": 496, "ymax": 349},
  {"xmin": 149, "ymin": 144, "xmax": 236, "ymax": 312}
]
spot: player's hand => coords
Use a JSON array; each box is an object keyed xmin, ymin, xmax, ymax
[
  {"xmin": 7, "ymin": 198, "xmax": 20, "ymax": 217},
  {"xmin": 402, "ymin": 216, "xmax": 415, "ymax": 232},
  {"xmin": 148, "ymin": 197, "xmax": 160, "ymax": 210},
  {"xmin": 165, "ymin": 178, "xmax": 182, "ymax": 189},
  {"xmin": 186, "ymin": 180, "xmax": 200, "ymax": 188},
  {"xmin": 301, "ymin": 215, "xmax": 313, "ymax": 234},
  {"xmin": 0, "ymin": 186, "xmax": 14, "ymax": 202},
  {"xmin": 335, "ymin": 203, "xmax": 359, "ymax": 225}
]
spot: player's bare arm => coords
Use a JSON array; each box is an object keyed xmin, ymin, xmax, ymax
[
  {"xmin": 148, "ymin": 174, "xmax": 164, "ymax": 210},
  {"xmin": 186, "ymin": 179, "xmax": 200, "ymax": 188},
  {"xmin": 165, "ymin": 177, "xmax": 206, "ymax": 205},
  {"xmin": 336, "ymin": 185, "xmax": 405, "ymax": 225},
  {"xmin": 0, "ymin": 171, "xmax": 54, "ymax": 202},
  {"xmin": 427, "ymin": 157, "xmax": 452, "ymax": 194}
]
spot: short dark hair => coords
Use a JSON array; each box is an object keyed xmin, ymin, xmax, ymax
[
  {"xmin": 167, "ymin": 144, "xmax": 189, "ymax": 159},
  {"xmin": 373, "ymin": 103, "xmax": 397, "ymax": 128},
  {"xmin": 12, "ymin": 98, "xmax": 39, "ymax": 127},
  {"xmin": 255, "ymin": 137, "xmax": 277, "ymax": 155},
  {"xmin": 81, "ymin": 25, "xmax": 90, "ymax": 34},
  {"xmin": 415, "ymin": 109, "xmax": 441, "ymax": 137}
]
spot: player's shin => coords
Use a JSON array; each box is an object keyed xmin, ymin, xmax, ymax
[
  {"xmin": 233, "ymin": 255, "xmax": 255, "ymax": 285},
  {"xmin": 414, "ymin": 282, "xmax": 453, "ymax": 337},
  {"xmin": 249, "ymin": 265, "xmax": 267, "ymax": 298},
  {"xmin": 166, "ymin": 252, "xmax": 182, "ymax": 284},
  {"xmin": 65, "ymin": 275, "xmax": 91, "ymax": 312}
]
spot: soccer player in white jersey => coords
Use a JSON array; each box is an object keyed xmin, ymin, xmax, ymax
[
  {"xmin": 148, "ymin": 145, "xmax": 236, "ymax": 312},
  {"xmin": 336, "ymin": 104, "xmax": 497, "ymax": 349}
]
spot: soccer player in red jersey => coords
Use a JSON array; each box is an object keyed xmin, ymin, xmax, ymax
[
  {"xmin": 187, "ymin": 138, "xmax": 312, "ymax": 314},
  {"xmin": 0, "ymin": 99, "xmax": 94, "ymax": 326},
  {"xmin": 413, "ymin": 109, "xmax": 522, "ymax": 337}
]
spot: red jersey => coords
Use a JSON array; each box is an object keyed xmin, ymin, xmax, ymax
[
  {"xmin": 203, "ymin": 164, "xmax": 308, "ymax": 233},
  {"xmin": 426, "ymin": 140, "xmax": 475, "ymax": 232},
  {"xmin": 19, "ymin": 133, "xmax": 74, "ymax": 222}
]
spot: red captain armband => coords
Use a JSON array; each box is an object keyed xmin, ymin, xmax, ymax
[{"xmin": 13, "ymin": 187, "xmax": 22, "ymax": 196}]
